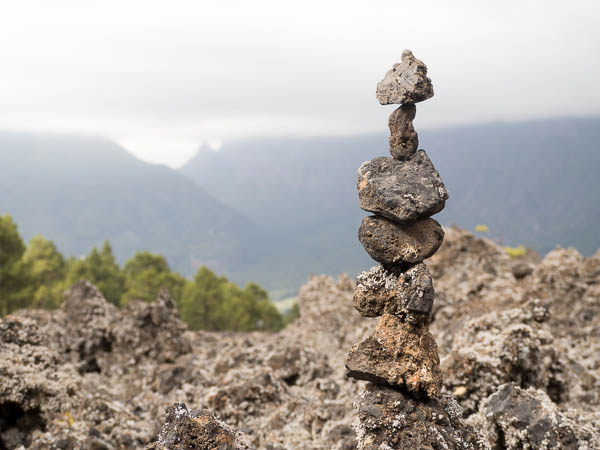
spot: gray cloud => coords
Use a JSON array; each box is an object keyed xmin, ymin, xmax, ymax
[{"xmin": 1, "ymin": 0, "xmax": 599, "ymax": 167}]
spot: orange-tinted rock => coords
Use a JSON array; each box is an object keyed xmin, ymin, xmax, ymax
[{"xmin": 345, "ymin": 314, "xmax": 442, "ymax": 397}]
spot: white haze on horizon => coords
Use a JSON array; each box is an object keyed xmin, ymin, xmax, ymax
[{"xmin": 1, "ymin": 0, "xmax": 599, "ymax": 168}]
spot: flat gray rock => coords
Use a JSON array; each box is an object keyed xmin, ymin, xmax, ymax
[
  {"xmin": 357, "ymin": 151, "xmax": 448, "ymax": 223},
  {"xmin": 353, "ymin": 263, "xmax": 435, "ymax": 321},
  {"xmin": 389, "ymin": 104, "xmax": 418, "ymax": 160},
  {"xmin": 358, "ymin": 216, "xmax": 444, "ymax": 265},
  {"xmin": 376, "ymin": 50, "xmax": 434, "ymax": 105}
]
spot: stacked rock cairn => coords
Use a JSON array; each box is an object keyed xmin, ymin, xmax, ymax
[{"xmin": 345, "ymin": 50, "xmax": 448, "ymax": 398}]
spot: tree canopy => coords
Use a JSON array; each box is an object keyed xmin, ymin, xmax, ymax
[{"xmin": 0, "ymin": 217, "xmax": 285, "ymax": 332}]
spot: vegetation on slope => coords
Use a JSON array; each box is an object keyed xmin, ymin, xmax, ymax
[{"xmin": 0, "ymin": 214, "xmax": 285, "ymax": 332}]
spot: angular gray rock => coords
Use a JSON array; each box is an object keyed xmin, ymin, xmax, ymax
[
  {"xmin": 358, "ymin": 216, "xmax": 444, "ymax": 265},
  {"xmin": 469, "ymin": 383, "xmax": 600, "ymax": 450},
  {"xmin": 388, "ymin": 104, "xmax": 418, "ymax": 160},
  {"xmin": 354, "ymin": 383, "xmax": 485, "ymax": 449},
  {"xmin": 357, "ymin": 151, "xmax": 448, "ymax": 223},
  {"xmin": 376, "ymin": 49, "xmax": 434, "ymax": 105},
  {"xmin": 146, "ymin": 403, "xmax": 251, "ymax": 450},
  {"xmin": 353, "ymin": 263, "xmax": 434, "ymax": 321},
  {"xmin": 346, "ymin": 314, "xmax": 442, "ymax": 397}
]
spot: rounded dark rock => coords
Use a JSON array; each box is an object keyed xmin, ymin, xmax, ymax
[
  {"xmin": 357, "ymin": 151, "xmax": 448, "ymax": 223},
  {"xmin": 358, "ymin": 216, "xmax": 444, "ymax": 265}
]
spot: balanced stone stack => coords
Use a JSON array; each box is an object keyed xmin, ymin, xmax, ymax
[{"xmin": 346, "ymin": 50, "xmax": 448, "ymax": 398}]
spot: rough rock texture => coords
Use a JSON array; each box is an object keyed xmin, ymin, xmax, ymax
[
  {"xmin": 388, "ymin": 104, "xmax": 418, "ymax": 160},
  {"xmin": 346, "ymin": 314, "xmax": 442, "ymax": 397},
  {"xmin": 441, "ymin": 302, "xmax": 569, "ymax": 416},
  {"xmin": 0, "ymin": 316, "xmax": 80, "ymax": 449},
  {"xmin": 357, "ymin": 152, "xmax": 448, "ymax": 223},
  {"xmin": 376, "ymin": 49, "xmax": 434, "ymax": 105},
  {"xmin": 354, "ymin": 383, "xmax": 484, "ymax": 450},
  {"xmin": 468, "ymin": 383, "xmax": 600, "ymax": 450},
  {"xmin": 146, "ymin": 403, "xmax": 250, "ymax": 450},
  {"xmin": 3, "ymin": 228, "xmax": 600, "ymax": 449},
  {"xmin": 353, "ymin": 263, "xmax": 434, "ymax": 321},
  {"xmin": 358, "ymin": 215, "xmax": 444, "ymax": 265}
]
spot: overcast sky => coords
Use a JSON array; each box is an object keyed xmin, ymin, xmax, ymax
[{"xmin": 1, "ymin": 0, "xmax": 599, "ymax": 168}]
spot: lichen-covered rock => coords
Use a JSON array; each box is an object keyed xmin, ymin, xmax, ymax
[
  {"xmin": 442, "ymin": 303, "xmax": 569, "ymax": 416},
  {"xmin": 468, "ymin": 383, "xmax": 600, "ymax": 450},
  {"xmin": 354, "ymin": 383, "xmax": 485, "ymax": 449},
  {"xmin": 0, "ymin": 316, "xmax": 80, "ymax": 449},
  {"xmin": 114, "ymin": 288, "xmax": 192, "ymax": 365},
  {"xmin": 353, "ymin": 263, "xmax": 434, "ymax": 321},
  {"xmin": 376, "ymin": 49, "xmax": 434, "ymax": 105},
  {"xmin": 146, "ymin": 403, "xmax": 250, "ymax": 449},
  {"xmin": 359, "ymin": 215, "xmax": 444, "ymax": 265},
  {"xmin": 60, "ymin": 280, "xmax": 120, "ymax": 373},
  {"xmin": 346, "ymin": 314, "xmax": 442, "ymax": 397},
  {"xmin": 388, "ymin": 104, "xmax": 418, "ymax": 160},
  {"xmin": 357, "ymin": 152, "xmax": 448, "ymax": 223}
]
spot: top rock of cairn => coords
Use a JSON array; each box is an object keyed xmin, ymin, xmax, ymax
[{"xmin": 376, "ymin": 49, "xmax": 434, "ymax": 105}]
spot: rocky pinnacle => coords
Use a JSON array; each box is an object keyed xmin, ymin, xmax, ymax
[{"xmin": 346, "ymin": 50, "xmax": 448, "ymax": 399}]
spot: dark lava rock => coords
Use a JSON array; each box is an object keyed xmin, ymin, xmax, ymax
[
  {"xmin": 388, "ymin": 104, "xmax": 418, "ymax": 160},
  {"xmin": 376, "ymin": 49, "xmax": 434, "ymax": 105},
  {"xmin": 511, "ymin": 261, "xmax": 534, "ymax": 279},
  {"xmin": 146, "ymin": 403, "xmax": 250, "ymax": 449},
  {"xmin": 442, "ymin": 304, "xmax": 569, "ymax": 416},
  {"xmin": 353, "ymin": 263, "xmax": 434, "ymax": 321},
  {"xmin": 357, "ymin": 152, "xmax": 448, "ymax": 223},
  {"xmin": 354, "ymin": 383, "xmax": 485, "ymax": 449},
  {"xmin": 358, "ymin": 216, "xmax": 444, "ymax": 265},
  {"xmin": 346, "ymin": 314, "xmax": 442, "ymax": 397},
  {"xmin": 469, "ymin": 383, "xmax": 600, "ymax": 450}
]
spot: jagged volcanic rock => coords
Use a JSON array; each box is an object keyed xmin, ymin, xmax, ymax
[
  {"xmin": 3, "ymin": 228, "xmax": 600, "ymax": 448},
  {"xmin": 376, "ymin": 49, "xmax": 434, "ymax": 105},
  {"xmin": 146, "ymin": 403, "xmax": 250, "ymax": 450},
  {"xmin": 388, "ymin": 103, "xmax": 418, "ymax": 160},
  {"xmin": 354, "ymin": 383, "xmax": 484, "ymax": 450},
  {"xmin": 468, "ymin": 383, "xmax": 600, "ymax": 450},
  {"xmin": 442, "ymin": 301, "xmax": 569, "ymax": 416},
  {"xmin": 353, "ymin": 263, "xmax": 434, "ymax": 321},
  {"xmin": 358, "ymin": 215, "xmax": 444, "ymax": 265},
  {"xmin": 345, "ymin": 314, "xmax": 442, "ymax": 397},
  {"xmin": 357, "ymin": 152, "xmax": 448, "ymax": 223}
]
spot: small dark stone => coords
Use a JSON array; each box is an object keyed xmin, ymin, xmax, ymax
[
  {"xmin": 357, "ymin": 151, "xmax": 448, "ymax": 223},
  {"xmin": 358, "ymin": 216, "xmax": 444, "ymax": 265},
  {"xmin": 511, "ymin": 261, "xmax": 534, "ymax": 279},
  {"xmin": 388, "ymin": 104, "xmax": 418, "ymax": 160}
]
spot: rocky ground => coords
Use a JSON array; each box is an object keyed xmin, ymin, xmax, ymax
[{"xmin": 1, "ymin": 227, "xmax": 599, "ymax": 449}]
